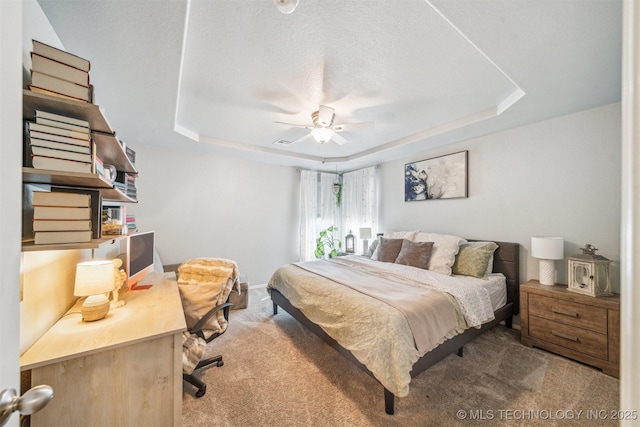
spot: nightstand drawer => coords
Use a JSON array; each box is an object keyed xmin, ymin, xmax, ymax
[
  {"xmin": 529, "ymin": 316, "xmax": 608, "ymax": 360},
  {"xmin": 529, "ymin": 294, "xmax": 607, "ymax": 334}
]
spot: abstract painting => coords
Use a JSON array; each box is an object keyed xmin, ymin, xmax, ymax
[{"xmin": 404, "ymin": 151, "xmax": 468, "ymax": 201}]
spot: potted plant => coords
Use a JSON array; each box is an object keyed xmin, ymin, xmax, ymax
[{"xmin": 314, "ymin": 226, "xmax": 342, "ymax": 258}]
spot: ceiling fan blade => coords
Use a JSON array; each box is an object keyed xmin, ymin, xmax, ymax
[
  {"xmin": 317, "ymin": 105, "xmax": 335, "ymax": 127},
  {"xmin": 273, "ymin": 121, "xmax": 313, "ymax": 130},
  {"xmin": 291, "ymin": 133, "xmax": 315, "ymax": 144},
  {"xmin": 331, "ymin": 132, "xmax": 348, "ymax": 145},
  {"xmin": 332, "ymin": 121, "xmax": 375, "ymax": 132}
]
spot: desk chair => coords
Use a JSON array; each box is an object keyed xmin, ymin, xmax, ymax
[
  {"xmin": 177, "ymin": 258, "xmax": 239, "ymax": 398},
  {"xmin": 182, "ymin": 300, "xmax": 233, "ymax": 397}
]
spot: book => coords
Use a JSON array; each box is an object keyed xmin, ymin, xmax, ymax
[
  {"xmin": 35, "ymin": 116, "xmax": 90, "ymax": 134},
  {"xmin": 28, "ymin": 122, "xmax": 90, "ymax": 141},
  {"xmin": 31, "ymin": 72, "xmax": 92, "ymax": 102},
  {"xmin": 35, "ymin": 110, "xmax": 90, "ymax": 128},
  {"xmin": 29, "ymin": 145, "xmax": 92, "ymax": 163},
  {"xmin": 32, "ymin": 190, "xmax": 90, "ymax": 207},
  {"xmin": 31, "ymin": 156, "xmax": 93, "ymax": 174},
  {"xmin": 29, "ymin": 137, "xmax": 92, "ymax": 154},
  {"xmin": 33, "ymin": 219, "xmax": 92, "ymax": 232},
  {"xmin": 28, "ymin": 85, "xmax": 90, "ymax": 103},
  {"xmin": 33, "ymin": 206, "xmax": 92, "ymax": 220},
  {"xmin": 28, "ymin": 131, "xmax": 91, "ymax": 148},
  {"xmin": 34, "ymin": 230, "xmax": 92, "ymax": 245},
  {"xmin": 32, "ymin": 40, "xmax": 90, "ymax": 72},
  {"xmin": 31, "ymin": 53, "xmax": 90, "ymax": 87}
]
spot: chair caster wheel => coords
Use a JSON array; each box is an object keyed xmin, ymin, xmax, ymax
[
  {"xmin": 195, "ymin": 385, "xmax": 206, "ymax": 398},
  {"xmin": 217, "ymin": 360, "xmax": 224, "ymax": 367}
]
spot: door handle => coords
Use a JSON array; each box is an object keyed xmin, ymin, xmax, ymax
[{"xmin": 0, "ymin": 385, "xmax": 53, "ymax": 426}]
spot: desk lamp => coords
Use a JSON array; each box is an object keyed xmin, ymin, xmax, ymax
[
  {"xmin": 74, "ymin": 260, "xmax": 114, "ymax": 322},
  {"xmin": 531, "ymin": 236, "xmax": 564, "ymax": 286}
]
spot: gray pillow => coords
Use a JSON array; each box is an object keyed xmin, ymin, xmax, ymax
[
  {"xmin": 395, "ymin": 240, "xmax": 434, "ymax": 270},
  {"xmin": 376, "ymin": 238, "xmax": 404, "ymax": 263}
]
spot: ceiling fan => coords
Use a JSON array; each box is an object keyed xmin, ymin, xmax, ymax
[{"xmin": 274, "ymin": 105, "xmax": 374, "ymax": 145}]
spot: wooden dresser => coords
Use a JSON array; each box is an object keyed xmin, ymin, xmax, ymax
[{"xmin": 520, "ymin": 280, "xmax": 620, "ymax": 378}]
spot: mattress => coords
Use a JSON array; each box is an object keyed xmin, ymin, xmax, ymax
[{"xmin": 478, "ymin": 273, "xmax": 507, "ymax": 311}]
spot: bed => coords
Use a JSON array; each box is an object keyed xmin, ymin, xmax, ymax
[{"xmin": 267, "ymin": 233, "xmax": 520, "ymax": 414}]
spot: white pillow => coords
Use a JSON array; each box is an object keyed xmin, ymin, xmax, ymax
[
  {"xmin": 412, "ymin": 232, "xmax": 467, "ymax": 275},
  {"xmin": 371, "ymin": 231, "xmax": 417, "ymax": 260}
]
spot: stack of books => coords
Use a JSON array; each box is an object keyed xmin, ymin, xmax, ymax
[
  {"xmin": 126, "ymin": 214, "xmax": 137, "ymax": 233},
  {"xmin": 29, "ymin": 40, "xmax": 93, "ymax": 103},
  {"xmin": 24, "ymin": 110, "xmax": 94, "ymax": 174},
  {"xmin": 115, "ymin": 172, "xmax": 137, "ymax": 200},
  {"xmin": 32, "ymin": 191, "xmax": 93, "ymax": 245}
]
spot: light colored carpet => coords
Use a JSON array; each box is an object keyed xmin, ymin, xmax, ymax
[{"xmin": 182, "ymin": 288, "xmax": 619, "ymax": 426}]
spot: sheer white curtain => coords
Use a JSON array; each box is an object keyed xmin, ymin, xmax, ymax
[
  {"xmin": 299, "ymin": 170, "xmax": 342, "ymax": 261},
  {"xmin": 342, "ymin": 166, "xmax": 378, "ymax": 253},
  {"xmin": 299, "ymin": 170, "xmax": 318, "ymax": 261}
]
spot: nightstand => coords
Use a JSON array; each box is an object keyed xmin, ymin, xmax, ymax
[{"xmin": 520, "ymin": 280, "xmax": 620, "ymax": 378}]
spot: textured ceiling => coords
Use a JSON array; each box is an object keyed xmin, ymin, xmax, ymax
[{"xmin": 36, "ymin": 0, "xmax": 622, "ymax": 171}]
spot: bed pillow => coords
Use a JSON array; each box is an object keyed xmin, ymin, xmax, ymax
[
  {"xmin": 375, "ymin": 237, "xmax": 405, "ymax": 263},
  {"xmin": 452, "ymin": 241, "xmax": 499, "ymax": 278},
  {"xmin": 395, "ymin": 240, "xmax": 434, "ymax": 269},
  {"xmin": 371, "ymin": 231, "xmax": 417, "ymax": 260},
  {"xmin": 485, "ymin": 254, "xmax": 495, "ymax": 275},
  {"xmin": 367, "ymin": 237, "xmax": 380, "ymax": 258},
  {"xmin": 412, "ymin": 232, "xmax": 467, "ymax": 275}
]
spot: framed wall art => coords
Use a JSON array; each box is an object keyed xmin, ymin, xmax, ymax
[{"xmin": 404, "ymin": 150, "xmax": 468, "ymax": 201}]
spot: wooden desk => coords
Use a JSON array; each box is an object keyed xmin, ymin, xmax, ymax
[{"xmin": 20, "ymin": 275, "xmax": 187, "ymax": 427}]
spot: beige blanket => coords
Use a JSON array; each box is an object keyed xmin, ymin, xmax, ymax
[
  {"xmin": 267, "ymin": 258, "xmax": 475, "ymax": 397},
  {"xmin": 295, "ymin": 258, "xmax": 459, "ymax": 355}
]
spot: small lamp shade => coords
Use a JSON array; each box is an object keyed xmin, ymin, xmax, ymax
[
  {"xmin": 359, "ymin": 227, "xmax": 372, "ymax": 240},
  {"xmin": 74, "ymin": 260, "xmax": 114, "ymax": 321},
  {"xmin": 531, "ymin": 237, "xmax": 564, "ymax": 286}
]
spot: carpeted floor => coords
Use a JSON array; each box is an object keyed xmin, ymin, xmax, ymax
[{"xmin": 182, "ymin": 288, "xmax": 619, "ymax": 426}]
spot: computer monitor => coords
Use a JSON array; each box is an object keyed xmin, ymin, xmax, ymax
[{"xmin": 124, "ymin": 230, "xmax": 155, "ymax": 290}]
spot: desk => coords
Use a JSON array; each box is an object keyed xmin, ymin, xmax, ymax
[{"xmin": 20, "ymin": 275, "xmax": 187, "ymax": 427}]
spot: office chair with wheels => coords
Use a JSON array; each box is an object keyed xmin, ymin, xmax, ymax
[
  {"xmin": 178, "ymin": 258, "xmax": 239, "ymax": 398},
  {"xmin": 182, "ymin": 300, "xmax": 233, "ymax": 397}
]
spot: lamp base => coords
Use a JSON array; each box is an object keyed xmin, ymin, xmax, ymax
[
  {"xmin": 81, "ymin": 294, "xmax": 110, "ymax": 322},
  {"xmin": 362, "ymin": 240, "xmax": 369, "ymax": 255},
  {"xmin": 538, "ymin": 259, "xmax": 556, "ymax": 286}
]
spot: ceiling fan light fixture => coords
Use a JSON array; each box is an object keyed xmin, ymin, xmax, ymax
[
  {"xmin": 274, "ymin": 0, "xmax": 299, "ymax": 14},
  {"xmin": 311, "ymin": 127, "xmax": 333, "ymax": 144}
]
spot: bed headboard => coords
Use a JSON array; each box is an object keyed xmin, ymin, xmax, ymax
[{"xmin": 469, "ymin": 239, "xmax": 520, "ymax": 314}]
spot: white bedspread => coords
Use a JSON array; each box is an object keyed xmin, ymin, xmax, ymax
[{"xmin": 267, "ymin": 255, "xmax": 496, "ymax": 397}]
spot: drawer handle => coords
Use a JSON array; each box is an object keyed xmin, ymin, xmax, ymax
[
  {"xmin": 551, "ymin": 308, "xmax": 579, "ymax": 318},
  {"xmin": 551, "ymin": 330, "xmax": 579, "ymax": 342}
]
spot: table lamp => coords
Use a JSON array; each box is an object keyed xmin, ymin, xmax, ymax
[
  {"xmin": 531, "ymin": 236, "xmax": 564, "ymax": 286},
  {"xmin": 74, "ymin": 260, "xmax": 115, "ymax": 322},
  {"xmin": 359, "ymin": 227, "xmax": 372, "ymax": 254}
]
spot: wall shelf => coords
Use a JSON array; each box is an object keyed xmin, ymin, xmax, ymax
[
  {"xmin": 22, "ymin": 90, "xmax": 139, "ymax": 252},
  {"xmin": 21, "ymin": 235, "xmax": 127, "ymax": 252}
]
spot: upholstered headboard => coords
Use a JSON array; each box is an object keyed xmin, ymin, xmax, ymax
[{"xmin": 468, "ymin": 239, "xmax": 520, "ymax": 314}]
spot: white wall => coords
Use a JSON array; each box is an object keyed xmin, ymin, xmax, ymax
[
  {"xmin": 128, "ymin": 144, "xmax": 299, "ymax": 285},
  {"xmin": 379, "ymin": 103, "xmax": 622, "ymax": 291}
]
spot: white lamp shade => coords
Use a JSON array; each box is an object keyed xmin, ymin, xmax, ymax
[
  {"xmin": 359, "ymin": 227, "xmax": 372, "ymax": 240},
  {"xmin": 531, "ymin": 237, "xmax": 564, "ymax": 260},
  {"xmin": 74, "ymin": 260, "xmax": 114, "ymax": 297}
]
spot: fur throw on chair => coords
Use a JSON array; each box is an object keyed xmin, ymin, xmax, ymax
[{"xmin": 177, "ymin": 258, "xmax": 238, "ymax": 337}]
